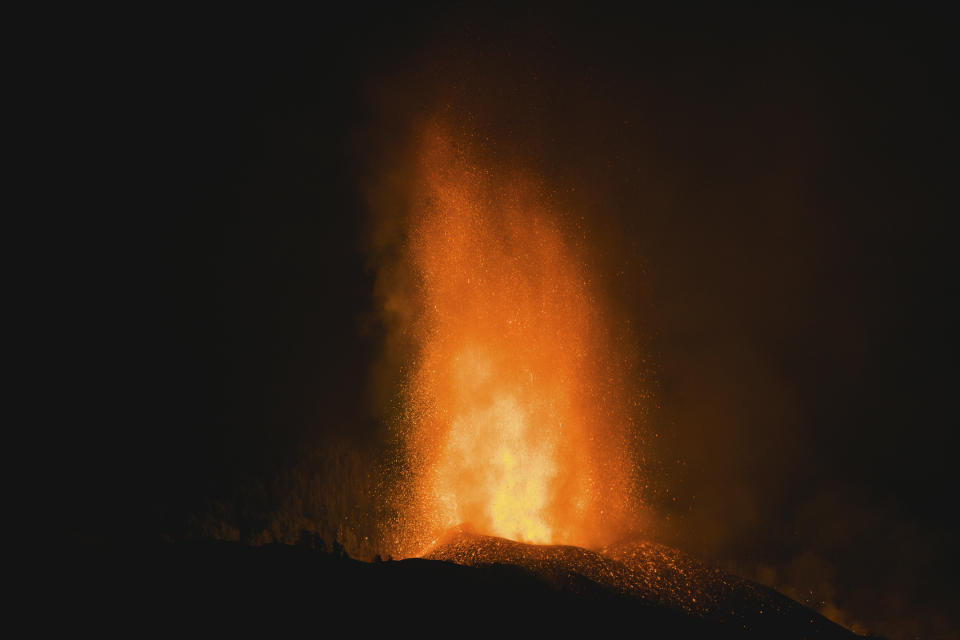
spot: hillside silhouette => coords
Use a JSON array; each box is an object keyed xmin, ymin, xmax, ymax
[{"xmin": 62, "ymin": 533, "xmax": 882, "ymax": 638}]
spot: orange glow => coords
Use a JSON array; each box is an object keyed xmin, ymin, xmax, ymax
[{"xmin": 394, "ymin": 122, "xmax": 639, "ymax": 555}]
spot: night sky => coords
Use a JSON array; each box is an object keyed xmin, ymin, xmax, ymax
[{"xmin": 60, "ymin": 5, "xmax": 955, "ymax": 638}]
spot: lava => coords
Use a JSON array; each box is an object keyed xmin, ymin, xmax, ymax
[{"xmin": 391, "ymin": 122, "xmax": 640, "ymax": 555}]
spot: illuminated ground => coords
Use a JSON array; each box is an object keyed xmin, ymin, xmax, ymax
[
  {"xmin": 62, "ymin": 534, "xmax": 879, "ymax": 638},
  {"xmin": 425, "ymin": 527, "xmax": 865, "ymax": 637}
]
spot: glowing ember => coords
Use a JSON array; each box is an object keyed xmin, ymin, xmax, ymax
[
  {"xmin": 423, "ymin": 528, "xmax": 821, "ymax": 631},
  {"xmin": 392, "ymin": 122, "xmax": 639, "ymax": 555}
]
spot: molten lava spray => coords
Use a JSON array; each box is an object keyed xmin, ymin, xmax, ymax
[{"xmin": 382, "ymin": 122, "xmax": 641, "ymax": 556}]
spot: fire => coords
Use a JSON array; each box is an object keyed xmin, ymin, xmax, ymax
[{"xmin": 391, "ymin": 122, "xmax": 639, "ymax": 555}]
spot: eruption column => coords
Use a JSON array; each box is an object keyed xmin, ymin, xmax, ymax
[{"xmin": 393, "ymin": 125, "xmax": 639, "ymax": 554}]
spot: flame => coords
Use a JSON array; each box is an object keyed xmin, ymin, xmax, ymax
[{"xmin": 392, "ymin": 122, "xmax": 639, "ymax": 555}]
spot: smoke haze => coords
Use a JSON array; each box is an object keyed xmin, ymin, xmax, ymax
[{"xmin": 63, "ymin": 6, "xmax": 956, "ymax": 639}]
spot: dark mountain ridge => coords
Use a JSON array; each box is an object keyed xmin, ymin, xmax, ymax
[{"xmin": 59, "ymin": 532, "xmax": 881, "ymax": 638}]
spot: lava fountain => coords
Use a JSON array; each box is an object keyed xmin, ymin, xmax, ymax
[{"xmin": 384, "ymin": 122, "xmax": 641, "ymax": 556}]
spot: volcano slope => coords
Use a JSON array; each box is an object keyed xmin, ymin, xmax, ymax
[
  {"xmin": 425, "ymin": 528, "xmax": 871, "ymax": 638},
  {"xmin": 62, "ymin": 533, "xmax": 878, "ymax": 638}
]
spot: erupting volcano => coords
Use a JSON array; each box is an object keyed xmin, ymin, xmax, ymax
[
  {"xmin": 359, "ymin": 119, "xmax": 879, "ymax": 639},
  {"xmin": 390, "ymin": 123, "xmax": 641, "ymax": 556}
]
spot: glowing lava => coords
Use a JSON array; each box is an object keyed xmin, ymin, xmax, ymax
[{"xmin": 391, "ymin": 122, "xmax": 639, "ymax": 555}]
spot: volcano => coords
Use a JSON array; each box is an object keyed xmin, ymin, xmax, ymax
[
  {"xmin": 66, "ymin": 531, "xmax": 879, "ymax": 638},
  {"xmin": 422, "ymin": 528, "xmax": 869, "ymax": 637}
]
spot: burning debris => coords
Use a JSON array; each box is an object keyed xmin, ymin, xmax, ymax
[{"xmin": 423, "ymin": 527, "xmax": 865, "ymax": 638}]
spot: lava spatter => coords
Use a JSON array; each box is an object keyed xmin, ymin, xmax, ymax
[{"xmin": 393, "ymin": 123, "xmax": 640, "ymax": 555}]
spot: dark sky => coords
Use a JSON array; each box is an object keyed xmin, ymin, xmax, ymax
[{"xmin": 60, "ymin": 5, "xmax": 955, "ymax": 637}]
